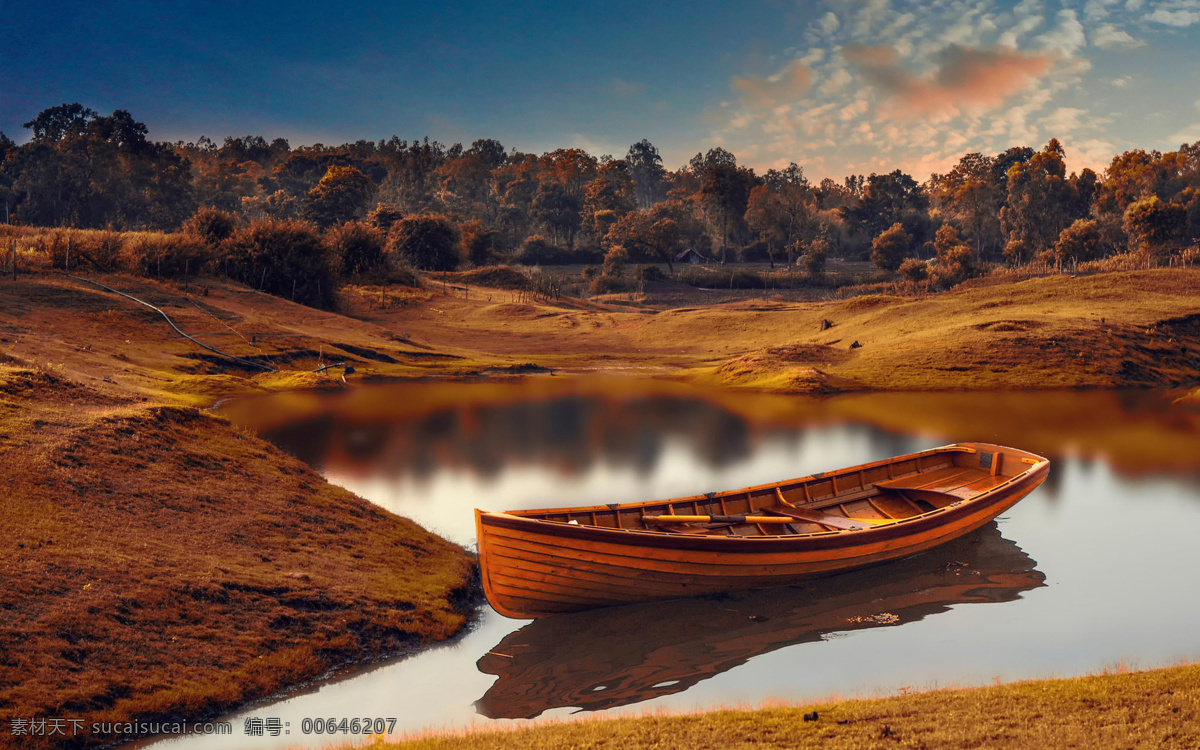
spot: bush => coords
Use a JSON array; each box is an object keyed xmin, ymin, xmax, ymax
[
  {"xmin": 326, "ymin": 221, "xmax": 386, "ymax": 277},
  {"xmin": 636, "ymin": 264, "xmax": 667, "ymax": 283},
  {"xmin": 217, "ymin": 219, "xmax": 337, "ymax": 308},
  {"xmin": 898, "ymin": 257, "xmax": 929, "ymax": 283},
  {"xmin": 183, "ymin": 208, "xmax": 239, "ymax": 247},
  {"xmin": 387, "ymin": 214, "xmax": 460, "ymax": 271},
  {"xmin": 802, "ymin": 239, "xmax": 831, "ymax": 278},
  {"xmin": 870, "ymin": 223, "xmax": 913, "ymax": 272},
  {"xmin": 1053, "ymin": 219, "xmax": 1103, "ymax": 265},
  {"xmin": 588, "ymin": 274, "xmax": 638, "ymax": 295},
  {"xmin": 124, "ymin": 233, "xmax": 211, "ymax": 277},
  {"xmin": 513, "ymin": 235, "xmax": 573, "ymax": 266},
  {"xmin": 460, "ymin": 220, "xmax": 502, "ymax": 267},
  {"xmin": 366, "ymin": 203, "xmax": 404, "ymax": 233}
]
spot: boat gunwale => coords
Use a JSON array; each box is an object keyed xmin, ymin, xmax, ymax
[{"xmin": 476, "ymin": 443, "xmax": 1049, "ymax": 554}]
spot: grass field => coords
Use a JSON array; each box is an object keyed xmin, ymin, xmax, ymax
[
  {"xmin": 2, "ymin": 265, "xmax": 1199, "ymax": 747},
  {"xmin": 371, "ymin": 663, "xmax": 1200, "ymax": 750}
]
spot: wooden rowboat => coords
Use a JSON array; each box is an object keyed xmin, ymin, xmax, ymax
[
  {"xmin": 475, "ymin": 442, "xmax": 1049, "ymax": 618},
  {"xmin": 476, "ymin": 522, "xmax": 1044, "ymax": 718}
]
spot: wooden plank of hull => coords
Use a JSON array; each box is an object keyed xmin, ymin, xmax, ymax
[{"xmin": 477, "ymin": 443, "xmax": 1049, "ymax": 618}]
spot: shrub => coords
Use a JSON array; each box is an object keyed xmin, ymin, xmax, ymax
[
  {"xmin": 124, "ymin": 233, "xmax": 211, "ymax": 277},
  {"xmin": 513, "ymin": 235, "xmax": 573, "ymax": 266},
  {"xmin": 898, "ymin": 257, "xmax": 929, "ymax": 283},
  {"xmin": 183, "ymin": 208, "xmax": 239, "ymax": 247},
  {"xmin": 802, "ymin": 239, "xmax": 830, "ymax": 278},
  {"xmin": 1003, "ymin": 238, "xmax": 1030, "ymax": 267},
  {"xmin": 602, "ymin": 245, "xmax": 628, "ymax": 277},
  {"xmin": 217, "ymin": 219, "xmax": 337, "ymax": 308},
  {"xmin": 366, "ymin": 204, "xmax": 404, "ymax": 232},
  {"xmin": 1124, "ymin": 195, "xmax": 1188, "ymax": 264},
  {"xmin": 460, "ymin": 220, "xmax": 502, "ymax": 267},
  {"xmin": 588, "ymin": 274, "xmax": 638, "ymax": 295},
  {"xmin": 387, "ymin": 214, "xmax": 460, "ymax": 271},
  {"xmin": 636, "ymin": 264, "xmax": 667, "ymax": 283},
  {"xmin": 326, "ymin": 221, "xmax": 386, "ymax": 277},
  {"xmin": 1053, "ymin": 219, "xmax": 1103, "ymax": 265},
  {"xmin": 870, "ymin": 223, "xmax": 913, "ymax": 272}
]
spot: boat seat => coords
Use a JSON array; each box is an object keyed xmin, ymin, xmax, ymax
[{"xmin": 874, "ymin": 469, "xmax": 1007, "ymax": 510}]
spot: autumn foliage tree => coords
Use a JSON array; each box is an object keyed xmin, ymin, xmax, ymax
[
  {"xmin": 302, "ymin": 165, "xmax": 375, "ymax": 228},
  {"xmin": 387, "ymin": 214, "xmax": 460, "ymax": 271},
  {"xmin": 217, "ymin": 219, "xmax": 337, "ymax": 308},
  {"xmin": 870, "ymin": 222, "xmax": 913, "ymax": 271}
]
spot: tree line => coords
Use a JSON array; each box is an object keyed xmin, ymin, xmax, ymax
[{"xmin": 2, "ymin": 103, "xmax": 1198, "ymax": 286}]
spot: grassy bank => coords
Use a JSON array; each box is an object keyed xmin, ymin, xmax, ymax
[
  {"xmin": 0, "ymin": 273, "xmax": 492, "ymax": 748},
  {"xmin": 375, "ymin": 664, "xmax": 1200, "ymax": 750},
  {"xmin": 3, "ymin": 267, "xmax": 1200, "ymax": 748}
]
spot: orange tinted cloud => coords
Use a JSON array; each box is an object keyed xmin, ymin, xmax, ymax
[
  {"xmin": 732, "ymin": 60, "xmax": 812, "ymax": 108},
  {"xmin": 844, "ymin": 43, "xmax": 1052, "ymax": 117}
]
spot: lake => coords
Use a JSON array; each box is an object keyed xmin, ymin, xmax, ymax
[{"xmin": 146, "ymin": 378, "xmax": 1200, "ymax": 748}]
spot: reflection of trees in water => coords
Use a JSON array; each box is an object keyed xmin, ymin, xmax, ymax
[{"xmin": 262, "ymin": 395, "xmax": 766, "ymax": 480}]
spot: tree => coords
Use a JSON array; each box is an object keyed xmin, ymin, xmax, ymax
[
  {"xmin": 745, "ymin": 185, "xmax": 786, "ymax": 268},
  {"xmin": 870, "ymin": 223, "xmax": 913, "ymax": 271},
  {"xmin": 1000, "ymin": 140, "xmax": 1074, "ymax": 256},
  {"xmin": 388, "ymin": 214, "xmax": 461, "ymax": 271},
  {"xmin": 460, "ymin": 219, "xmax": 501, "ymax": 266},
  {"xmin": 802, "ymin": 238, "xmax": 831, "ymax": 278},
  {"xmin": 217, "ymin": 219, "xmax": 337, "ymax": 308},
  {"xmin": 1124, "ymin": 196, "xmax": 1188, "ymax": 263},
  {"xmin": 841, "ymin": 169, "xmax": 928, "ymax": 241},
  {"xmin": 531, "ymin": 182, "xmax": 583, "ymax": 245},
  {"xmin": 1052, "ymin": 219, "xmax": 1103, "ymax": 265},
  {"xmin": 626, "ymin": 139, "xmax": 666, "ymax": 209},
  {"xmin": 326, "ymin": 221, "xmax": 386, "ymax": 276},
  {"xmin": 698, "ymin": 160, "xmax": 756, "ymax": 263},
  {"xmin": 302, "ymin": 165, "xmax": 375, "ymax": 228},
  {"xmin": 604, "ymin": 209, "xmax": 685, "ymax": 271}
]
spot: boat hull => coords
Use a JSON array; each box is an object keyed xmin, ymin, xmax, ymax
[{"xmin": 476, "ymin": 442, "xmax": 1049, "ymax": 618}]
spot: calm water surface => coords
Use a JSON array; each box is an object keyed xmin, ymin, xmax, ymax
[{"xmin": 151, "ymin": 380, "xmax": 1200, "ymax": 749}]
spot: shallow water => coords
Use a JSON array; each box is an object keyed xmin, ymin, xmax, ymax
[{"xmin": 147, "ymin": 380, "xmax": 1200, "ymax": 749}]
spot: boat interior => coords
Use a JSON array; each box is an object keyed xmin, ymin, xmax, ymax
[{"xmin": 506, "ymin": 445, "xmax": 1038, "ymax": 537}]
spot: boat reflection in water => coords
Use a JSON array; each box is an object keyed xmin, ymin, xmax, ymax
[{"xmin": 475, "ymin": 522, "xmax": 1043, "ymax": 719}]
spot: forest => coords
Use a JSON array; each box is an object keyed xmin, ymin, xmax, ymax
[{"xmin": 1, "ymin": 102, "xmax": 1198, "ymax": 307}]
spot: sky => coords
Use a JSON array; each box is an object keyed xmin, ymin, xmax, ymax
[{"xmin": 3, "ymin": 0, "xmax": 1199, "ymax": 181}]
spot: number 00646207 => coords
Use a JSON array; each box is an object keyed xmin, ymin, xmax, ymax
[{"xmin": 300, "ymin": 717, "xmax": 396, "ymax": 734}]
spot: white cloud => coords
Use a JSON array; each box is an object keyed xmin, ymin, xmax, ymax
[
  {"xmin": 1084, "ymin": 0, "xmax": 1120, "ymax": 19},
  {"xmin": 1108, "ymin": 75, "xmax": 1133, "ymax": 86},
  {"xmin": 839, "ymin": 98, "xmax": 870, "ymax": 121},
  {"xmin": 819, "ymin": 67, "xmax": 853, "ymax": 95},
  {"xmin": 818, "ymin": 11, "xmax": 841, "ymax": 35},
  {"xmin": 998, "ymin": 11, "xmax": 1045, "ymax": 47},
  {"xmin": 1037, "ymin": 9, "xmax": 1086, "ymax": 55},
  {"xmin": 1126, "ymin": 0, "xmax": 1145, "ymax": 9},
  {"xmin": 1092, "ymin": 22, "xmax": 1145, "ymax": 47},
  {"xmin": 1144, "ymin": 8, "xmax": 1200, "ymax": 25},
  {"xmin": 853, "ymin": 0, "xmax": 892, "ymax": 36},
  {"xmin": 1164, "ymin": 122, "xmax": 1200, "ymax": 145},
  {"xmin": 1045, "ymin": 107, "xmax": 1087, "ymax": 133}
]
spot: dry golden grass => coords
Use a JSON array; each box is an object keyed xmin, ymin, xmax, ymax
[
  {"xmin": 371, "ymin": 663, "xmax": 1200, "ymax": 750},
  {"xmin": 354, "ymin": 268, "xmax": 1200, "ymax": 393},
  {"xmin": 4, "ymin": 265, "xmax": 1200, "ymax": 748},
  {"xmin": 0, "ymin": 366, "xmax": 477, "ymax": 749}
]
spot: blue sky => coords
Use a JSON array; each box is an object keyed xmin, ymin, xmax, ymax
[{"xmin": 3, "ymin": 0, "xmax": 1198, "ymax": 180}]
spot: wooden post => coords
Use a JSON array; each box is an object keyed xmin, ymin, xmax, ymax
[
  {"xmin": 66, "ymin": 235, "xmax": 71, "ymax": 272},
  {"xmin": 10, "ymin": 240, "xmax": 15, "ymax": 281}
]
